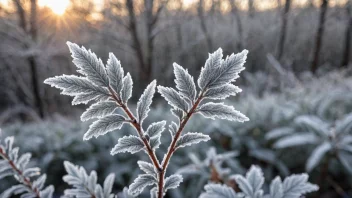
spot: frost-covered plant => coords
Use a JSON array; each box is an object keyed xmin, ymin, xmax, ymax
[
  {"xmin": 44, "ymin": 42, "xmax": 249, "ymax": 197},
  {"xmin": 200, "ymin": 165, "xmax": 318, "ymax": 198},
  {"xmin": 178, "ymin": 148, "xmax": 318, "ymax": 198},
  {"xmin": 177, "ymin": 147, "xmax": 242, "ymax": 197},
  {"xmin": 0, "ymin": 134, "xmax": 54, "ymax": 198},
  {"xmin": 267, "ymin": 113, "xmax": 352, "ymax": 173},
  {"xmin": 62, "ymin": 161, "xmax": 116, "ymax": 198},
  {"xmin": 177, "ymin": 147, "xmax": 241, "ymax": 180}
]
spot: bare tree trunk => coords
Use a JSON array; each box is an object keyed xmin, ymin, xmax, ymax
[
  {"xmin": 176, "ymin": 1, "xmax": 184, "ymax": 49},
  {"xmin": 145, "ymin": 0, "xmax": 154, "ymax": 83},
  {"xmin": 13, "ymin": 0, "xmax": 27, "ymax": 31},
  {"xmin": 125, "ymin": 0, "xmax": 147, "ymax": 81},
  {"xmin": 311, "ymin": 0, "xmax": 328, "ymax": 74},
  {"xmin": 277, "ymin": 0, "xmax": 282, "ymax": 12},
  {"xmin": 277, "ymin": 0, "xmax": 291, "ymax": 60},
  {"xmin": 248, "ymin": 0, "xmax": 255, "ymax": 18},
  {"xmin": 229, "ymin": 0, "xmax": 243, "ymax": 50},
  {"xmin": 341, "ymin": 0, "xmax": 352, "ymax": 68},
  {"xmin": 198, "ymin": 0, "xmax": 213, "ymax": 51},
  {"xmin": 210, "ymin": 0, "xmax": 220, "ymax": 15},
  {"xmin": 13, "ymin": 0, "xmax": 44, "ymax": 118},
  {"xmin": 29, "ymin": 0, "xmax": 44, "ymax": 118},
  {"xmin": 125, "ymin": 0, "xmax": 166, "ymax": 83}
]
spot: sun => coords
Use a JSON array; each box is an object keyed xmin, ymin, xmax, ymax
[{"xmin": 38, "ymin": 0, "xmax": 70, "ymax": 15}]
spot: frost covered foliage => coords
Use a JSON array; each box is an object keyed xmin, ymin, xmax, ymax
[
  {"xmin": 176, "ymin": 147, "xmax": 242, "ymax": 197},
  {"xmin": 267, "ymin": 113, "xmax": 352, "ymax": 173},
  {"xmin": 0, "ymin": 134, "xmax": 54, "ymax": 198},
  {"xmin": 62, "ymin": 161, "xmax": 115, "ymax": 198},
  {"xmin": 200, "ymin": 165, "xmax": 318, "ymax": 198},
  {"xmin": 44, "ymin": 42, "xmax": 249, "ymax": 197},
  {"xmin": 177, "ymin": 148, "xmax": 318, "ymax": 198}
]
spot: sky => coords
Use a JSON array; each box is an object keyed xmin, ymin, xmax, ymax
[{"xmin": 0, "ymin": 0, "xmax": 348, "ymax": 16}]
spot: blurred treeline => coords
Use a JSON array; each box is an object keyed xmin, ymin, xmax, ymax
[{"xmin": 0, "ymin": 0, "xmax": 351, "ymax": 120}]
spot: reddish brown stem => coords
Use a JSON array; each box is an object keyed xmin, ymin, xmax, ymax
[
  {"xmin": 0, "ymin": 147, "xmax": 41, "ymax": 197},
  {"xmin": 157, "ymin": 91, "xmax": 205, "ymax": 198},
  {"xmin": 108, "ymin": 87, "xmax": 161, "ymax": 171}
]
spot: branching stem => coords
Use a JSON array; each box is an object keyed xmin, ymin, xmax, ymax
[
  {"xmin": 108, "ymin": 86, "xmax": 161, "ymax": 171},
  {"xmin": 157, "ymin": 91, "xmax": 205, "ymax": 198},
  {"xmin": 0, "ymin": 147, "xmax": 41, "ymax": 198},
  {"xmin": 110, "ymin": 85, "xmax": 204, "ymax": 198}
]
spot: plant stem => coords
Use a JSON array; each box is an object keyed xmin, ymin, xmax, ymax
[
  {"xmin": 326, "ymin": 176, "xmax": 349, "ymax": 197},
  {"xmin": 317, "ymin": 154, "xmax": 331, "ymax": 197},
  {"xmin": 0, "ymin": 147, "xmax": 41, "ymax": 197},
  {"xmin": 108, "ymin": 87, "xmax": 161, "ymax": 170},
  {"xmin": 157, "ymin": 91, "xmax": 205, "ymax": 198}
]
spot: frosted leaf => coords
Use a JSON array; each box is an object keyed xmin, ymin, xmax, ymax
[
  {"xmin": 173, "ymin": 63, "xmax": 197, "ymax": 102},
  {"xmin": 137, "ymin": 161, "xmax": 156, "ymax": 175},
  {"xmin": 198, "ymin": 48, "xmax": 247, "ymax": 89},
  {"xmin": 16, "ymin": 153, "xmax": 31, "ymax": 170},
  {"xmin": 110, "ymin": 135, "xmax": 144, "ymax": 155},
  {"xmin": 294, "ymin": 116, "xmax": 329, "ymax": 137},
  {"xmin": 176, "ymin": 132, "xmax": 210, "ymax": 149},
  {"xmin": 270, "ymin": 177, "xmax": 284, "ymax": 198},
  {"xmin": 233, "ymin": 175, "xmax": 253, "ymax": 196},
  {"xmin": 273, "ymin": 133, "xmax": 319, "ymax": 149},
  {"xmin": 337, "ymin": 152, "xmax": 352, "ymax": 174},
  {"xmin": 171, "ymin": 108, "xmax": 184, "ymax": 122},
  {"xmin": 1, "ymin": 185, "xmax": 27, "ymax": 198},
  {"xmin": 150, "ymin": 187, "xmax": 157, "ymax": 198},
  {"xmin": 306, "ymin": 142, "xmax": 331, "ymax": 172},
  {"xmin": 44, "ymin": 75, "xmax": 109, "ymax": 97},
  {"xmin": 137, "ymin": 80, "xmax": 156, "ymax": 123},
  {"xmin": 120, "ymin": 73, "xmax": 133, "ymax": 103},
  {"xmin": 169, "ymin": 122, "xmax": 178, "ymax": 137},
  {"xmin": 95, "ymin": 185, "xmax": 104, "ymax": 198},
  {"xmin": 88, "ymin": 171, "xmax": 98, "ymax": 193},
  {"xmin": 150, "ymin": 136, "xmax": 161, "ymax": 150},
  {"xmin": 282, "ymin": 174, "xmax": 319, "ymax": 198},
  {"xmin": 40, "ymin": 185, "xmax": 54, "ymax": 198},
  {"xmin": 81, "ymin": 101, "xmax": 118, "ymax": 121},
  {"xmin": 117, "ymin": 187, "xmax": 134, "ymax": 198},
  {"xmin": 145, "ymin": 121, "xmax": 166, "ymax": 138},
  {"xmin": 199, "ymin": 184, "xmax": 238, "ymax": 198},
  {"xmin": 204, "ymin": 84, "xmax": 241, "ymax": 100},
  {"xmin": 265, "ymin": 127, "xmax": 295, "ymax": 140},
  {"xmin": 103, "ymin": 174, "xmax": 115, "ymax": 198},
  {"xmin": 67, "ymin": 42, "xmax": 109, "ymax": 87},
  {"xmin": 0, "ymin": 169, "xmax": 14, "ymax": 180},
  {"xmin": 23, "ymin": 168, "xmax": 41, "ymax": 178},
  {"xmin": 84, "ymin": 114, "xmax": 126, "ymax": 140},
  {"xmin": 33, "ymin": 174, "xmax": 47, "ymax": 190},
  {"xmin": 336, "ymin": 113, "xmax": 352, "ymax": 136},
  {"xmin": 164, "ymin": 174, "xmax": 183, "ymax": 192},
  {"xmin": 198, "ymin": 48, "xmax": 223, "ymax": 90},
  {"xmin": 197, "ymin": 102, "xmax": 249, "ymax": 122},
  {"xmin": 71, "ymin": 93, "xmax": 98, "ymax": 105},
  {"xmin": 157, "ymin": 86, "xmax": 189, "ymax": 112},
  {"xmin": 128, "ymin": 174, "xmax": 156, "ymax": 196},
  {"xmin": 63, "ymin": 161, "xmax": 80, "ymax": 178},
  {"xmin": 340, "ymin": 143, "xmax": 352, "ymax": 153},
  {"xmin": 246, "ymin": 165, "xmax": 264, "ymax": 193},
  {"xmin": 63, "ymin": 161, "xmax": 115, "ymax": 198},
  {"xmin": 106, "ymin": 53, "xmax": 124, "ymax": 93}
]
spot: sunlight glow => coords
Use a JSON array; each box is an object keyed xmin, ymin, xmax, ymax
[{"xmin": 38, "ymin": 0, "xmax": 69, "ymax": 15}]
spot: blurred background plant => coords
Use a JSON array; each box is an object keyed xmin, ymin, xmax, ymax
[{"xmin": 1, "ymin": 0, "xmax": 352, "ymax": 197}]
